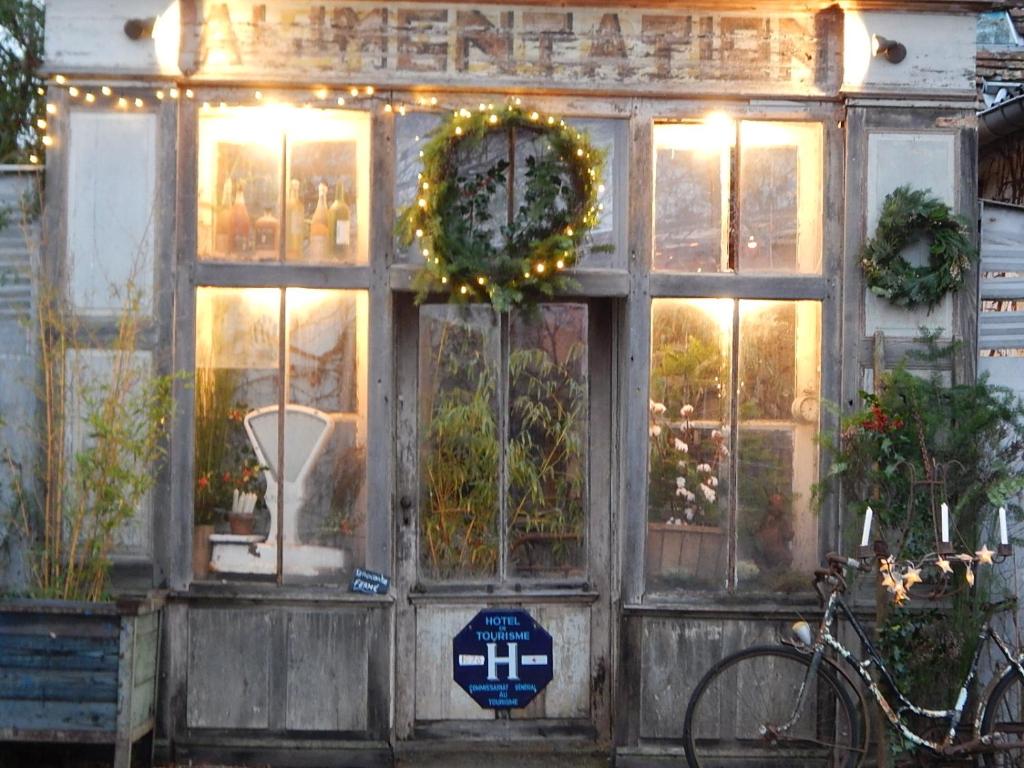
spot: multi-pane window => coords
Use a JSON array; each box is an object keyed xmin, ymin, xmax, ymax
[
  {"xmin": 192, "ymin": 106, "xmax": 369, "ymax": 584},
  {"xmin": 418, "ymin": 304, "xmax": 588, "ymax": 582},
  {"xmin": 647, "ymin": 118, "xmax": 824, "ymax": 593}
]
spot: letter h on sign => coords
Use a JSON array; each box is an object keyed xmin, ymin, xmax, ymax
[{"xmin": 486, "ymin": 642, "xmax": 519, "ymax": 681}]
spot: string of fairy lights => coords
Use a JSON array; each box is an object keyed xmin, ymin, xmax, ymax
[{"xmin": 29, "ymin": 75, "xmax": 459, "ymax": 165}]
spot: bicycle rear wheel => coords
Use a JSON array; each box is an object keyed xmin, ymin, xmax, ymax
[
  {"xmin": 683, "ymin": 645, "xmax": 862, "ymax": 768},
  {"xmin": 982, "ymin": 667, "xmax": 1024, "ymax": 767}
]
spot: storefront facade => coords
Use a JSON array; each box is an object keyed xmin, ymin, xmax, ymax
[{"xmin": 38, "ymin": 1, "xmax": 984, "ymax": 764}]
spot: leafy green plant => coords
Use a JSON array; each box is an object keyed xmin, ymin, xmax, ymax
[
  {"xmin": 821, "ymin": 356, "xmax": 1024, "ymax": 714},
  {"xmin": 3, "ymin": 283, "xmax": 175, "ymax": 601},
  {"xmin": 0, "ymin": 1, "xmax": 44, "ymax": 164},
  {"xmin": 193, "ymin": 367, "xmax": 263, "ymax": 526},
  {"xmin": 420, "ymin": 310, "xmax": 586, "ymax": 579}
]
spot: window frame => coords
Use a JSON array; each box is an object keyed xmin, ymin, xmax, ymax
[
  {"xmin": 174, "ymin": 91, "xmax": 388, "ymax": 590},
  {"xmin": 627, "ymin": 102, "xmax": 844, "ymax": 604}
]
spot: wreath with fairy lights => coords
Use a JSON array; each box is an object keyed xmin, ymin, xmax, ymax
[
  {"xmin": 860, "ymin": 185, "xmax": 977, "ymax": 310},
  {"xmin": 398, "ymin": 103, "xmax": 606, "ymax": 311}
]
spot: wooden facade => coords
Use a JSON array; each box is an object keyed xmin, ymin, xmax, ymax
[{"xmin": 27, "ymin": 1, "xmax": 988, "ymax": 765}]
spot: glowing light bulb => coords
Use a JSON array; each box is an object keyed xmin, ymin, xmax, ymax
[
  {"xmin": 84, "ymin": 93, "xmax": 96, "ymax": 103},
  {"xmin": 169, "ymin": 87, "xmax": 179, "ymax": 99},
  {"xmin": 556, "ymin": 259, "xmax": 565, "ymax": 269},
  {"xmin": 68, "ymin": 86, "xmax": 80, "ymax": 97},
  {"xmin": 118, "ymin": 97, "xmax": 128, "ymax": 108},
  {"xmin": 365, "ymin": 85, "xmax": 374, "ymax": 95},
  {"xmin": 460, "ymin": 285, "xmax": 468, "ymax": 295},
  {"xmin": 455, "ymin": 126, "xmax": 463, "ymax": 136},
  {"xmin": 29, "ymin": 154, "xmax": 38, "ymax": 164},
  {"xmin": 134, "ymin": 98, "xmax": 144, "ymax": 108},
  {"xmin": 46, "ymin": 103, "xmax": 56, "ymax": 115},
  {"xmin": 477, "ymin": 276, "xmax": 486, "ymax": 285},
  {"xmin": 547, "ymin": 116, "xmax": 555, "ymax": 124},
  {"xmin": 337, "ymin": 96, "xmax": 346, "ymax": 106},
  {"xmin": 101, "ymin": 86, "xmax": 112, "ymax": 96},
  {"xmin": 488, "ymin": 114, "xmax": 498, "ymax": 124},
  {"xmin": 422, "ymin": 249, "xmax": 430, "ymax": 257},
  {"xmin": 415, "ymin": 229, "xmax": 424, "ymax": 238},
  {"xmin": 351, "ymin": 87, "xmax": 359, "ymax": 97},
  {"xmin": 530, "ymin": 112, "xmax": 539, "ymax": 121},
  {"xmin": 316, "ymin": 87, "xmax": 328, "ymax": 99},
  {"xmin": 253, "ymin": 90, "xmax": 262, "ymax": 101},
  {"xmin": 55, "ymin": 75, "xmax": 66, "ymax": 85},
  {"xmin": 398, "ymin": 105, "xmax": 406, "ymax": 116},
  {"xmin": 441, "ymin": 276, "xmax": 448, "ymax": 284},
  {"xmin": 577, "ymin": 148, "xmax": 584, "ymax": 156},
  {"xmin": 185, "ymin": 89, "xmax": 194, "ymax": 99},
  {"xmin": 418, "ymin": 198, "xmax": 427, "ymax": 208},
  {"xmin": 36, "ymin": 119, "xmax": 46, "ymax": 130},
  {"xmin": 430, "ymin": 96, "xmax": 438, "ymax": 106},
  {"xmin": 155, "ymin": 90, "xmax": 165, "ymax": 100},
  {"xmin": 535, "ymin": 262, "xmax": 545, "ymax": 273},
  {"xmin": 384, "ymin": 103, "xmax": 393, "ymax": 113},
  {"xmin": 42, "ymin": 135, "xmax": 53, "ymax": 147},
  {"xmin": 422, "ymin": 182, "xmax": 430, "ymax": 190}
]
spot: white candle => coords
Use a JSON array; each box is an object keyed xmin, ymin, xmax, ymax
[
  {"xmin": 1000, "ymin": 506, "xmax": 1009, "ymax": 546},
  {"xmin": 941, "ymin": 502, "xmax": 949, "ymax": 543},
  {"xmin": 860, "ymin": 506, "xmax": 873, "ymax": 548}
]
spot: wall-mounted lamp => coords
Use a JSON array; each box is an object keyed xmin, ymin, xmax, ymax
[
  {"xmin": 123, "ymin": 17, "xmax": 157, "ymax": 41},
  {"xmin": 873, "ymin": 34, "xmax": 907, "ymax": 64}
]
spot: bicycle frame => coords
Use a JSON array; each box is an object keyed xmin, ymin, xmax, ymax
[{"xmin": 789, "ymin": 588, "xmax": 1024, "ymax": 754}]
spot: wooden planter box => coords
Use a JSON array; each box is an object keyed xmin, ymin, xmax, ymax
[
  {"xmin": 0, "ymin": 593, "xmax": 164, "ymax": 768},
  {"xmin": 647, "ymin": 523, "xmax": 727, "ymax": 584}
]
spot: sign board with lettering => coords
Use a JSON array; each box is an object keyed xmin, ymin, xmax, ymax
[
  {"xmin": 349, "ymin": 567, "xmax": 390, "ymax": 595},
  {"xmin": 184, "ymin": 2, "xmax": 841, "ymax": 98},
  {"xmin": 452, "ymin": 608, "xmax": 553, "ymax": 710}
]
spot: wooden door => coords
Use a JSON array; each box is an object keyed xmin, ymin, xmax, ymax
[{"xmin": 393, "ymin": 297, "xmax": 614, "ymax": 744}]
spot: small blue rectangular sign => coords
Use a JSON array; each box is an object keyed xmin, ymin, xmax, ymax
[{"xmin": 349, "ymin": 568, "xmax": 390, "ymax": 595}]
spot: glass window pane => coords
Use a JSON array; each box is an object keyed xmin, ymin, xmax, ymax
[
  {"xmin": 647, "ymin": 298, "xmax": 733, "ymax": 591},
  {"xmin": 195, "ymin": 287, "xmax": 281, "ymax": 581},
  {"xmin": 736, "ymin": 300, "xmax": 821, "ymax": 591},
  {"xmin": 281, "ymin": 289, "xmax": 368, "ymax": 584},
  {"xmin": 738, "ymin": 122, "xmax": 823, "ymax": 274},
  {"xmin": 197, "ymin": 108, "xmax": 283, "ymax": 261},
  {"xmin": 419, "ymin": 305, "xmax": 500, "ymax": 580},
  {"xmin": 653, "ymin": 123, "xmax": 730, "ymax": 273},
  {"xmin": 286, "ymin": 111, "xmax": 371, "ymax": 264},
  {"xmin": 395, "ymin": 112, "xmax": 442, "ymax": 263},
  {"xmin": 508, "ymin": 304, "xmax": 588, "ymax": 578},
  {"xmin": 569, "ymin": 118, "xmax": 624, "ymax": 270}
]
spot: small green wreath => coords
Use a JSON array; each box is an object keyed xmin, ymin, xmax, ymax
[
  {"xmin": 398, "ymin": 103, "xmax": 606, "ymax": 311},
  {"xmin": 860, "ymin": 185, "xmax": 977, "ymax": 310}
]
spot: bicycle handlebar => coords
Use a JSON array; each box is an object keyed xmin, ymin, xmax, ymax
[{"xmin": 825, "ymin": 552, "xmax": 870, "ymax": 572}]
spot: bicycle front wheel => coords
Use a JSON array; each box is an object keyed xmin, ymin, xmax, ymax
[
  {"xmin": 982, "ymin": 666, "xmax": 1024, "ymax": 767},
  {"xmin": 683, "ymin": 645, "xmax": 862, "ymax": 768}
]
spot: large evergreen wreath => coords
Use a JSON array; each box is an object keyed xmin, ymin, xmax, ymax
[
  {"xmin": 398, "ymin": 103, "xmax": 605, "ymax": 311},
  {"xmin": 860, "ymin": 185, "xmax": 977, "ymax": 310}
]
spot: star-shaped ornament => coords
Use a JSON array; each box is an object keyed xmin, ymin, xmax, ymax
[
  {"xmin": 903, "ymin": 567, "xmax": 922, "ymax": 588},
  {"xmin": 880, "ymin": 573, "xmax": 896, "ymax": 590},
  {"xmin": 936, "ymin": 557, "xmax": 953, "ymax": 574},
  {"xmin": 976, "ymin": 545, "xmax": 994, "ymax": 565}
]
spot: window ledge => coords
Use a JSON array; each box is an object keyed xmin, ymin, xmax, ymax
[{"xmin": 176, "ymin": 581, "xmax": 393, "ymax": 606}]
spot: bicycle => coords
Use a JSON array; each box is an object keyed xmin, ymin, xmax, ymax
[{"xmin": 682, "ymin": 551, "xmax": 1024, "ymax": 767}]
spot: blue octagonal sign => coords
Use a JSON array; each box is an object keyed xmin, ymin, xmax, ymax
[{"xmin": 452, "ymin": 609, "xmax": 554, "ymax": 709}]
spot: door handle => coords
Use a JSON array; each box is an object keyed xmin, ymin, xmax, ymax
[{"xmin": 400, "ymin": 495, "xmax": 413, "ymax": 526}]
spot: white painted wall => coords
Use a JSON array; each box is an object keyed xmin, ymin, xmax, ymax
[
  {"xmin": 843, "ymin": 11, "xmax": 976, "ymax": 95},
  {"xmin": 66, "ymin": 111, "xmax": 157, "ymax": 316}
]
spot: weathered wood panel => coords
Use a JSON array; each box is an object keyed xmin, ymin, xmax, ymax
[
  {"xmin": 44, "ymin": 0, "xmax": 182, "ymax": 77},
  {"xmin": 414, "ymin": 605, "xmax": 489, "ymax": 721},
  {"xmin": 0, "ymin": 700, "xmax": 117, "ymax": 732},
  {"xmin": 186, "ymin": 608, "xmax": 272, "ymax": 728},
  {"xmin": 863, "ymin": 131, "xmax": 956, "ymax": 338},
  {"xmin": 66, "ymin": 110, "xmax": 157, "ymax": 317},
  {"xmin": 175, "ymin": 2, "xmax": 840, "ymax": 97},
  {"xmin": 637, "ymin": 615, "xmax": 780, "ymax": 740},
  {"xmin": 285, "ymin": 610, "xmax": 369, "ymax": 731},
  {"xmin": 842, "ymin": 11, "xmax": 976, "ymax": 96}
]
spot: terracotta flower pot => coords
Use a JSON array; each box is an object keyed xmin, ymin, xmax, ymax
[{"xmin": 228, "ymin": 513, "xmax": 254, "ymax": 536}]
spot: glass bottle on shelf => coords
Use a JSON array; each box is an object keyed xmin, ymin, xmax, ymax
[
  {"xmin": 231, "ymin": 182, "xmax": 252, "ymax": 255},
  {"xmin": 286, "ymin": 179, "xmax": 304, "ymax": 260},
  {"xmin": 254, "ymin": 207, "xmax": 279, "ymax": 258},
  {"xmin": 327, "ymin": 177, "xmax": 351, "ymax": 261},
  {"xmin": 215, "ymin": 177, "xmax": 234, "ymax": 255},
  {"xmin": 309, "ymin": 182, "xmax": 329, "ymax": 261}
]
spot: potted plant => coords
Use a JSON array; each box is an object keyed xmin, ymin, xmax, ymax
[
  {"xmin": 192, "ymin": 366, "xmax": 265, "ymax": 577},
  {"xmin": 0, "ymin": 282, "xmax": 175, "ymax": 767},
  {"xmin": 647, "ymin": 401, "xmax": 728, "ymax": 586}
]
